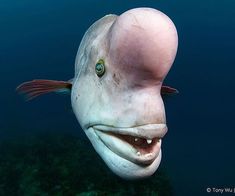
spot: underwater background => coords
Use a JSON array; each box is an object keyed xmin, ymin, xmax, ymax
[{"xmin": 1, "ymin": 0, "xmax": 235, "ymax": 195}]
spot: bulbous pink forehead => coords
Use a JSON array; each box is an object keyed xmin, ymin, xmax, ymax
[{"xmin": 107, "ymin": 8, "xmax": 178, "ymax": 84}]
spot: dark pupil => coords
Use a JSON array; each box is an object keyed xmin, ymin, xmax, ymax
[{"xmin": 96, "ymin": 63, "xmax": 103, "ymax": 72}]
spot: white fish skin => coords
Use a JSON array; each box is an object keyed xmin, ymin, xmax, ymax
[
  {"xmin": 17, "ymin": 8, "xmax": 178, "ymax": 180},
  {"xmin": 71, "ymin": 7, "xmax": 178, "ymax": 179}
]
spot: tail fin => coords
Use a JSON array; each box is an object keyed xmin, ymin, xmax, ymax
[{"xmin": 16, "ymin": 79, "xmax": 72, "ymax": 101}]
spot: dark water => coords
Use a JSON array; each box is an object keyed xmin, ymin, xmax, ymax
[{"xmin": 1, "ymin": 0, "xmax": 235, "ymax": 195}]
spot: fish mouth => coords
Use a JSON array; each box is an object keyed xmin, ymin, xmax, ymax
[{"xmin": 92, "ymin": 124, "xmax": 167, "ymax": 166}]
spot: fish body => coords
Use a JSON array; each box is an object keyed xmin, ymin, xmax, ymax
[{"xmin": 17, "ymin": 8, "xmax": 178, "ymax": 179}]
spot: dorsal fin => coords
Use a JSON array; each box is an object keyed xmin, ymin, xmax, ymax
[{"xmin": 16, "ymin": 79, "xmax": 72, "ymax": 101}]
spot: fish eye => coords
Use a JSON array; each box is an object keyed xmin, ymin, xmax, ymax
[{"xmin": 95, "ymin": 59, "xmax": 105, "ymax": 77}]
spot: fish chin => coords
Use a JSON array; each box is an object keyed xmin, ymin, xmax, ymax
[{"xmin": 85, "ymin": 127, "xmax": 162, "ymax": 180}]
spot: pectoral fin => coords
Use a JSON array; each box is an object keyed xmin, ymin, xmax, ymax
[
  {"xmin": 161, "ymin": 85, "xmax": 179, "ymax": 95},
  {"xmin": 16, "ymin": 79, "xmax": 72, "ymax": 101}
]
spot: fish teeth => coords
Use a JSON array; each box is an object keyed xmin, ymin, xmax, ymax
[
  {"xmin": 137, "ymin": 151, "xmax": 141, "ymax": 156},
  {"xmin": 147, "ymin": 139, "xmax": 152, "ymax": 144}
]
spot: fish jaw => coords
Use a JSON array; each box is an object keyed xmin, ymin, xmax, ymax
[
  {"xmin": 71, "ymin": 79, "xmax": 167, "ymax": 179},
  {"xmin": 84, "ymin": 124, "xmax": 166, "ymax": 179}
]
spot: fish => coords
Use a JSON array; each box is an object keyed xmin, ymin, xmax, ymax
[{"xmin": 16, "ymin": 7, "xmax": 178, "ymax": 180}]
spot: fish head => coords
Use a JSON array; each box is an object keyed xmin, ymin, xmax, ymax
[{"xmin": 71, "ymin": 8, "xmax": 178, "ymax": 179}]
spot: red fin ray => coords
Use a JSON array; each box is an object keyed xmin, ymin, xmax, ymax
[
  {"xmin": 16, "ymin": 79, "xmax": 72, "ymax": 101},
  {"xmin": 161, "ymin": 85, "xmax": 179, "ymax": 95}
]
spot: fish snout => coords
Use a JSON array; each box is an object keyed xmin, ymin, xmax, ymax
[
  {"xmin": 108, "ymin": 8, "xmax": 178, "ymax": 88},
  {"xmin": 92, "ymin": 124, "xmax": 167, "ymax": 165}
]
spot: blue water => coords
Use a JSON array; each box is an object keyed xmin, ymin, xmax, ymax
[{"xmin": 1, "ymin": 0, "xmax": 235, "ymax": 195}]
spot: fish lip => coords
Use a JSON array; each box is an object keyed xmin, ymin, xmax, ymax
[
  {"xmin": 90, "ymin": 123, "xmax": 167, "ymax": 166},
  {"xmin": 92, "ymin": 123, "xmax": 168, "ymax": 139}
]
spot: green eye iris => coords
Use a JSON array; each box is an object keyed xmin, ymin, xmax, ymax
[{"xmin": 95, "ymin": 59, "xmax": 105, "ymax": 77}]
